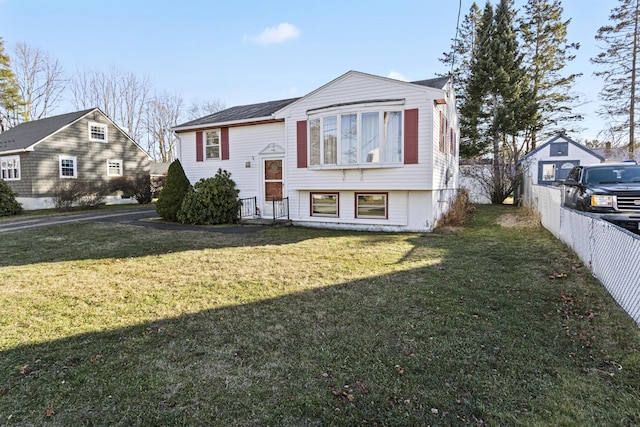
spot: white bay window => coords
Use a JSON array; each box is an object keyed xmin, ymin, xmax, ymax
[{"xmin": 309, "ymin": 110, "xmax": 403, "ymax": 167}]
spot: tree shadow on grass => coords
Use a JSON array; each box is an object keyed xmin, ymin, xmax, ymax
[{"xmin": 2, "ymin": 237, "xmax": 638, "ymax": 426}]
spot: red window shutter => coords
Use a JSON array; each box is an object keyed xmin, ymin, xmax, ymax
[
  {"xmin": 196, "ymin": 131, "xmax": 203, "ymax": 162},
  {"xmin": 296, "ymin": 120, "xmax": 307, "ymax": 168},
  {"xmin": 221, "ymin": 127, "xmax": 229, "ymax": 160},
  {"xmin": 439, "ymin": 111, "xmax": 444, "ymax": 152},
  {"xmin": 404, "ymin": 109, "xmax": 419, "ymax": 164}
]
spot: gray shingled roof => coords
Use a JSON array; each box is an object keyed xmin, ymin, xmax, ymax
[
  {"xmin": 0, "ymin": 108, "xmax": 95, "ymax": 153},
  {"xmin": 175, "ymin": 98, "xmax": 300, "ymax": 129},
  {"xmin": 410, "ymin": 76, "xmax": 450, "ymax": 89}
]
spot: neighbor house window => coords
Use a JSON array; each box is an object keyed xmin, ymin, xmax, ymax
[
  {"xmin": 311, "ymin": 193, "xmax": 339, "ymax": 217},
  {"xmin": 0, "ymin": 155, "xmax": 20, "ymax": 180},
  {"xmin": 59, "ymin": 156, "xmax": 77, "ymax": 178},
  {"xmin": 355, "ymin": 193, "xmax": 388, "ymax": 219},
  {"xmin": 89, "ymin": 122, "xmax": 108, "ymax": 142},
  {"xmin": 205, "ymin": 130, "xmax": 220, "ymax": 159},
  {"xmin": 542, "ymin": 163, "xmax": 556, "ymax": 181},
  {"xmin": 107, "ymin": 159, "xmax": 123, "ymax": 177},
  {"xmin": 309, "ymin": 110, "xmax": 403, "ymax": 167}
]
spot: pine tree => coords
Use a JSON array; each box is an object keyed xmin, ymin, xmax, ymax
[
  {"xmin": 156, "ymin": 159, "xmax": 191, "ymax": 222},
  {"xmin": 520, "ymin": 0, "xmax": 581, "ymax": 150},
  {"xmin": 0, "ymin": 38, "xmax": 24, "ymax": 132},
  {"xmin": 461, "ymin": 0, "xmax": 536, "ymax": 203},
  {"xmin": 459, "ymin": 1, "xmax": 496, "ymax": 158},
  {"xmin": 591, "ymin": 0, "xmax": 640, "ymax": 158}
]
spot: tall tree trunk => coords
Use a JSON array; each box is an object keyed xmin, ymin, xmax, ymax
[{"xmin": 631, "ymin": 0, "xmax": 639, "ymax": 158}]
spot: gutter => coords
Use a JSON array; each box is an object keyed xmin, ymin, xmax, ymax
[{"xmin": 172, "ymin": 116, "xmax": 282, "ymax": 133}]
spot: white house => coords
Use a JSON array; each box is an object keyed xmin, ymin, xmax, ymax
[
  {"xmin": 520, "ymin": 133, "xmax": 604, "ymax": 187},
  {"xmin": 172, "ymin": 71, "xmax": 460, "ymax": 232}
]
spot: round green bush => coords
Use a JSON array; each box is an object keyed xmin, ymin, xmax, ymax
[
  {"xmin": 177, "ymin": 169, "xmax": 241, "ymax": 225},
  {"xmin": 156, "ymin": 159, "xmax": 191, "ymax": 222},
  {"xmin": 0, "ymin": 179, "xmax": 23, "ymax": 216}
]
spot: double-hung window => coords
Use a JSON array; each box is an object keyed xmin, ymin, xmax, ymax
[
  {"xmin": 205, "ymin": 130, "xmax": 220, "ymax": 160},
  {"xmin": 89, "ymin": 122, "xmax": 108, "ymax": 142},
  {"xmin": 107, "ymin": 159, "xmax": 123, "ymax": 177},
  {"xmin": 59, "ymin": 156, "xmax": 77, "ymax": 178},
  {"xmin": 309, "ymin": 110, "xmax": 403, "ymax": 167},
  {"xmin": 0, "ymin": 156, "xmax": 20, "ymax": 180}
]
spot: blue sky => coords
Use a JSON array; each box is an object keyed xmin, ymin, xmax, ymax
[{"xmin": 0, "ymin": 0, "xmax": 621, "ymax": 141}]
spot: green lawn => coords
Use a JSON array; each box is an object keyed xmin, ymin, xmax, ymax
[{"xmin": 0, "ymin": 205, "xmax": 638, "ymax": 426}]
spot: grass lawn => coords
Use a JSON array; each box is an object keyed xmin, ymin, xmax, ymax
[{"xmin": 0, "ymin": 205, "xmax": 638, "ymax": 426}]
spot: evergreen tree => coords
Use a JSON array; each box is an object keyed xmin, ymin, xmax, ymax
[
  {"xmin": 520, "ymin": 0, "xmax": 582, "ymax": 150},
  {"xmin": 591, "ymin": 0, "xmax": 640, "ymax": 158},
  {"xmin": 461, "ymin": 0, "xmax": 536, "ymax": 203},
  {"xmin": 0, "ymin": 179, "xmax": 22, "ymax": 216},
  {"xmin": 441, "ymin": 2, "xmax": 483, "ymax": 113},
  {"xmin": 0, "ymin": 38, "xmax": 24, "ymax": 132},
  {"xmin": 459, "ymin": 1, "xmax": 496, "ymax": 158},
  {"xmin": 156, "ymin": 159, "xmax": 191, "ymax": 222}
]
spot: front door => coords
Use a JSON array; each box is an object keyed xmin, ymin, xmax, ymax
[{"xmin": 262, "ymin": 158, "xmax": 283, "ymax": 218}]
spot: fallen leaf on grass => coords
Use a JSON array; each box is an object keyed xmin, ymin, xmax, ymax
[
  {"xmin": 549, "ymin": 272, "xmax": 567, "ymax": 280},
  {"xmin": 19, "ymin": 365, "xmax": 28, "ymax": 375},
  {"xmin": 395, "ymin": 365, "xmax": 405, "ymax": 375},
  {"xmin": 1, "ymin": 388, "xmax": 8, "ymax": 396},
  {"xmin": 45, "ymin": 408, "xmax": 55, "ymax": 417}
]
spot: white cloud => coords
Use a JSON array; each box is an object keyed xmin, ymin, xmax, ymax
[
  {"xmin": 245, "ymin": 23, "xmax": 300, "ymax": 45},
  {"xmin": 388, "ymin": 71, "xmax": 408, "ymax": 81}
]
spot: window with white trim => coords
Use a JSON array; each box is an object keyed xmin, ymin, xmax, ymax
[
  {"xmin": 311, "ymin": 193, "xmax": 339, "ymax": 217},
  {"xmin": 355, "ymin": 193, "xmax": 388, "ymax": 219},
  {"xmin": 309, "ymin": 110, "xmax": 403, "ymax": 167},
  {"xmin": 89, "ymin": 122, "xmax": 108, "ymax": 142},
  {"xmin": 107, "ymin": 159, "xmax": 123, "ymax": 176},
  {"xmin": 205, "ymin": 130, "xmax": 220, "ymax": 159},
  {"xmin": 0, "ymin": 155, "xmax": 20, "ymax": 180},
  {"xmin": 59, "ymin": 156, "xmax": 77, "ymax": 178}
]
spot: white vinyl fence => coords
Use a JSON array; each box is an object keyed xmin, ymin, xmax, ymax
[{"xmin": 526, "ymin": 185, "xmax": 640, "ymax": 326}]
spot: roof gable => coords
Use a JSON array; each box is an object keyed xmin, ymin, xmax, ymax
[
  {"xmin": 274, "ymin": 70, "xmax": 448, "ymax": 118},
  {"xmin": 0, "ymin": 109, "xmax": 96, "ymax": 154},
  {"xmin": 521, "ymin": 133, "xmax": 605, "ymax": 162}
]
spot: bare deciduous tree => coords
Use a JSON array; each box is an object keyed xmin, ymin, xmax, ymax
[
  {"xmin": 187, "ymin": 98, "xmax": 225, "ymax": 120},
  {"xmin": 145, "ymin": 92, "xmax": 184, "ymax": 163},
  {"xmin": 12, "ymin": 42, "xmax": 66, "ymax": 121},
  {"xmin": 70, "ymin": 67, "xmax": 152, "ymax": 142}
]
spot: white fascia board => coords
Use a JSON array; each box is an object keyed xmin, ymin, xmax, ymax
[{"xmin": 172, "ymin": 116, "xmax": 277, "ymax": 132}]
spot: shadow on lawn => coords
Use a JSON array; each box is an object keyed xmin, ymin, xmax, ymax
[
  {"xmin": 2, "ymin": 228, "xmax": 638, "ymax": 426},
  {"xmin": 0, "ymin": 222, "xmax": 355, "ymax": 267}
]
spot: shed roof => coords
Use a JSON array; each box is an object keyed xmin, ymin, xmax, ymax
[{"xmin": 0, "ymin": 109, "xmax": 95, "ymax": 154}]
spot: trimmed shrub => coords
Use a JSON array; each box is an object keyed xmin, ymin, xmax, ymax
[
  {"xmin": 110, "ymin": 173, "xmax": 153, "ymax": 204},
  {"xmin": 177, "ymin": 169, "xmax": 241, "ymax": 225},
  {"xmin": 0, "ymin": 179, "xmax": 23, "ymax": 216},
  {"xmin": 52, "ymin": 179, "xmax": 105, "ymax": 211},
  {"xmin": 156, "ymin": 159, "xmax": 191, "ymax": 222}
]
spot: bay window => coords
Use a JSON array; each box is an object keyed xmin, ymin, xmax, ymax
[{"xmin": 309, "ymin": 110, "xmax": 403, "ymax": 167}]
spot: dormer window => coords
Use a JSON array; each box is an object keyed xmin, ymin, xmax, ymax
[{"xmin": 89, "ymin": 122, "xmax": 108, "ymax": 142}]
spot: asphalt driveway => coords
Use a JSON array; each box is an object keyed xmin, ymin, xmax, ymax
[{"xmin": 0, "ymin": 207, "xmax": 265, "ymax": 234}]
